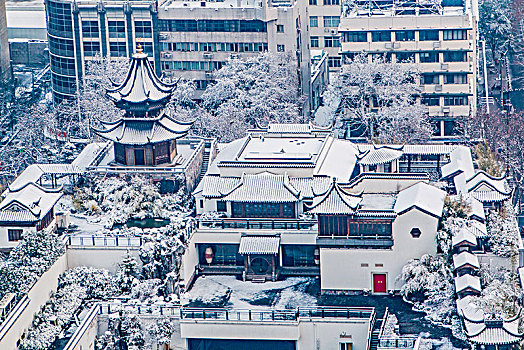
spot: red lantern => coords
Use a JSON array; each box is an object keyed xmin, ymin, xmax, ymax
[
  {"xmin": 314, "ymin": 248, "xmax": 320, "ymax": 265},
  {"xmin": 205, "ymin": 247, "xmax": 214, "ymax": 264}
]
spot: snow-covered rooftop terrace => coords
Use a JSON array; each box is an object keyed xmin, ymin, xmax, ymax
[{"xmin": 185, "ymin": 276, "xmax": 318, "ymax": 310}]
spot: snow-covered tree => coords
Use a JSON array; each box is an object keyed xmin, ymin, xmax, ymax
[
  {"xmin": 119, "ymin": 253, "xmax": 140, "ymax": 294},
  {"xmin": 400, "ymin": 254, "xmax": 457, "ymax": 325},
  {"xmin": 201, "ymin": 52, "xmax": 306, "ymax": 142},
  {"xmin": 474, "ymin": 143, "xmax": 502, "ymax": 177},
  {"xmin": 147, "ymin": 319, "xmax": 175, "ymax": 348},
  {"xmin": 478, "ymin": 0, "xmax": 513, "ymax": 60},
  {"xmin": 331, "ymin": 53, "xmax": 432, "ymax": 142},
  {"xmin": 474, "ymin": 270, "xmax": 521, "ymax": 318},
  {"xmin": 486, "ymin": 204, "xmax": 520, "ymax": 258}
]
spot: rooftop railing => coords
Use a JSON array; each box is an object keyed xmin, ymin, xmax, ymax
[
  {"xmin": 65, "ymin": 235, "xmax": 142, "ymax": 247},
  {"xmin": 181, "ymin": 307, "xmax": 374, "ymax": 322},
  {"xmin": 197, "ymin": 218, "xmax": 317, "ymax": 230},
  {"xmin": 378, "ymin": 337, "xmax": 419, "ymax": 349}
]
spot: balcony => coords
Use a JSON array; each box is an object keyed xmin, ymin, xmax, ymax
[
  {"xmin": 197, "ymin": 218, "xmax": 317, "ymax": 230},
  {"xmin": 317, "ymin": 235, "xmax": 393, "ymax": 248}
]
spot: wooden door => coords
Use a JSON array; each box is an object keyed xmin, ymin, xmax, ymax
[{"xmin": 373, "ymin": 274, "xmax": 387, "ymax": 293}]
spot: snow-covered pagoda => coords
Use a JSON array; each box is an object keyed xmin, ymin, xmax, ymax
[{"xmin": 94, "ymin": 45, "xmax": 193, "ymax": 167}]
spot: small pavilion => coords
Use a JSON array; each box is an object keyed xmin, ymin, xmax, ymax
[{"xmin": 94, "ymin": 45, "xmax": 193, "ymax": 166}]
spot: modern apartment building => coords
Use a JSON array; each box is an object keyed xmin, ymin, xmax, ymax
[
  {"xmin": 44, "ymin": 0, "xmax": 321, "ymax": 114},
  {"xmin": 0, "ymin": 0, "xmax": 10, "ymax": 80},
  {"xmin": 338, "ymin": 0, "xmax": 478, "ymax": 137},
  {"xmin": 307, "ymin": 0, "xmax": 342, "ymax": 72}
]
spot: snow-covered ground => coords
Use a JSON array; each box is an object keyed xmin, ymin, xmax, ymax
[{"xmin": 184, "ymin": 276, "xmax": 317, "ymax": 309}]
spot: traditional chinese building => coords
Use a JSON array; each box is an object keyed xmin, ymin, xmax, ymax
[{"xmin": 94, "ymin": 46, "xmax": 193, "ymax": 167}]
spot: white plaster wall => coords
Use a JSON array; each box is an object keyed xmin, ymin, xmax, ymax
[
  {"xmin": 181, "ymin": 239, "xmax": 199, "ymax": 289},
  {"xmin": 0, "ymin": 254, "xmax": 68, "ymax": 349},
  {"xmin": 298, "ymin": 319, "xmax": 371, "ymax": 350},
  {"xmin": 66, "ymin": 246, "xmax": 141, "ymax": 274},
  {"xmin": 320, "ymin": 209, "xmax": 439, "ymax": 291},
  {"xmin": 180, "ymin": 320, "xmax": 300, "ymax": 340},
  {"xmin": 0, "ymin": 226, "xmax": 33, "ymax": 248}
]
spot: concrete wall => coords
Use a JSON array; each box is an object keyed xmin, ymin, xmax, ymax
[
  {"xmin": 0, "ymin": 0, "xmax": 10, "ymax": 80},
  {"xmin": 0, "ymin": 254, "xmax": 68, "ymax": 349},
  {"xmin": 181, "ymin": 238, "xmax": 199, "ymax": 289},
  {"xmin": 297, "ymin": 319, "xmax": 371, "ymax": 350},
  {"xmin": 63, "ymin": 305, "xmax": 99, "ymax": 350},
  {"xmin": 0, "ymin": 225, "xmax": 33, "ymax": 249},
  {"xmin": 320, "ymin": 209, "xmax": 439, "ymax": 291}
]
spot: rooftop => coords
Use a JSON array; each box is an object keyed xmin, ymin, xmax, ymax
[{"xmin": 0, "ymin": 183, "xmax": 62, "ymax": 223}]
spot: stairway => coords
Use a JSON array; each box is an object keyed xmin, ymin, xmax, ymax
[
  {"xmin": 369, "ymin": 315, "xmax": 384, "ymax": 350},
  {"xmin": 199, "ymin": 149, "xmax": 211, "ymax": 181}
]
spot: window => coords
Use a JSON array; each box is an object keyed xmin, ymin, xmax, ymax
[
  {"xmin": 324, "ymin": 36, "xmax": 340, "ymax": 47},
  {"xmin": 49, "ymin": 36, "xmax": 74, "ymax": 56},
  {"xmin": 443, "ymin": 29, "xmax": 467, "ymax": 40},
  {"xmin": 198, "ymin": 244, "xmax": 243, "ymax": 266},
  {"xmin": 217, "ymin": 201, "xmax": 226, "ymax": 212},
  {"xmin": 419, "ymin": 51, "xmax": 439, "ymax": 63},
  {"xmin": 8, "ymin": 229, "xmax": 22, "ymax": 242},
  {"xmin": 277, "ymin": 44, "xmax": 285, "ymax": 52},
  {"xmin": 419, "ymin": 30, "xmax": 439, "ymax": 41},
  {"xmin": 395, "ymin": 30, "xmax": 415, "ymax": 41},
  {"xmin": 231, "ymin": 202, "xmax": 295, "ymax": 218},
  {"xmin": 135, "ymin": 20, "xmax": 152, "ymax": 38},
  {"xmin": 309, "ymin": 0, "xmax": 317, "ymax": 5},
  {"xmin": 372, "ymin": 31, "xmax": 391, "ymax": 42},
  {"xmin": 47, "ymin": 1, "xmax": 73, "ymax": 37},
  {"xmin": 282, "ymin": 245, "xmax": 316, "ymax": 267},
  {"xmin": 108, "ymin": 21, "xmax": 125, "ymax": 38},
  {"xmin": 82, "ymin": 20, "xmax": 99, "ymax": 38},
  {"xmin": 159, "ymin": 19, "xmax": 267, "ymax": 33},
  {"xmin": 343, "ymin": 31, "xmax": 367, "ymax": 42},
  {"xmin": 371, "ymin": 53, "xmax": 392, "ymax": 62},
  {"xmin": 323, "ymin": 16, "xmax": 340, "ymax": 27},
  {"xmin": 444, "ymin": 120, "xmax": 456, "ymax": 135},
  {"xmin": 311, "ymin": 36, "xmax": 319, "ymax": 48},
  {"xmin": 109, "ymin": 42, "xmax": 127, "ymax": 57},
  {"xmin": 83, "ymin": 42, "xmax": 100, "ymax": 57},
  {"xmin": 328, "ymin": 56, "xmax": 341, "ymax": 68},
  {"xmin": 444, "ymin": 73, "xmax": 468, "ymax": 84},
  {"xmin": 277, "ymin": 24, "xmax": 284, "ymax": 33},
  {"xmin": 422, "ymin": 96, "xmax": 440, "ymax": 106},
  {"xmin": 443, "ymin": 51, "xmax": 467, "ymax": 62},
  {"xmin": 410, "ymin": 228, "xmax": 421, "ymax": 238},
  {"xmin": 340, "ymin": 343, "xmax": 353, "ymax": 350},
  {"xmin": 310, "ymin": 16, "xmax": 318, "ymax": 27},
  {"xmin": 422, "ymin": 73, "xmax": 440, "ymax": 84},
  {"xmin": 396, "ymin": 52, "xmax": 415, "ymax": 62},
  {"xmin": 141, "ymin": 42, "xmax": 153, "ymax": 55},
  {"xmin": 444, "ymin": 96, "xmax": 468, "ymax": 105},
  {"xmin": 323, "ymin": 0, "xmax": 339, "ymax": 4}
]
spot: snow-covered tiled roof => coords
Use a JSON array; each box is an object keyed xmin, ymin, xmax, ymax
[
  {"xmin": 222, "ymin": 172, "xmax": 300, "ymax": 203},
  {"xmin": 453, "ymin": 251, "xmax": 480, "ymax": 270},
  {"xmin": 467, "ymin": 196, "xmax": 486, "ymax": 222},
  {"xmin": 106, "ymin": 49, "xmax": 175, "ymax": 115},
  {"xmin": 239, "ymin": 236, "xmax": 280, "ymax": 254},
  {"xmin": 263, "ymin": 123, "xmax": 331, "ymax": 134},
  {"xmin": 393, "ymin": 182, "xmax": 446, "ymax": 218},
  {"xmin": 359, "ymin": 194, "xmax": 396, "ymax": 210},
  {"xmin": 93, "ymin": 114, "xmax": 192, "ymax": 145},
  {"xmin": 441, "ymin": 146, "xmax": 475, "ymax": 180},
  {"xmin": 466, "ymin": 324, "xmax": 523, "ymax": 345},
  {"xmin": 195, "ymin": 175, "xmax": 240, "ymax": 198},
  {"xmin": 0, "ymin": 182, "xmax": 62, "ymax": 223},
  {"xmin": 72, "ymin": 142, "xmax": 108, "ymax": 168},
  {"xmin": 358, "ymin": 144, "xmax": 403, "ymax": 166},
  {"xmin": 308, "ymin": 180, "xmax": 362, "ymax": 215},
  {"xmin": 466, "ymin": 170, "xmax": 511, "ymax": 195},
  {"xmin": 469, "ymin": 221, "xmax": 488, "ymax": 238},
  {"xmin": 313, "ymin": 137, "xmax": 358, "ymax": 182},
  {"xmin": 452, "ymin": 227, "xmax": 477, "ymax": 247},
  {"xmin": 454, "ymin": 274, "xmax": 481, "ymax": 294},
  {"xmin": 289, "ymin": 176, "xmax": 332, "ymax": 198},
  {"xmin": 470, "ymin": 191, "xmax": 511, "ymax": 203}
]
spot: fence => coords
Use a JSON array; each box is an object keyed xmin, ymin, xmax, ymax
[{"xmin": 65, "ymin": 235, "xmax": 142, "ymax": 247}]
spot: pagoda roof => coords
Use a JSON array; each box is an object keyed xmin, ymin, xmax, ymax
[
  {"xmin": 106, "ymin": 48, "xmax": 176, "ymax": 116},
  {"xmin": 357, "ymin": 144, "xmax": 404, "ymax": 166},
  {"xmin": 93, "ymin": 113, "xmax": 192, "ymax": 145},
  {"xmin": 307, "ymin": 179, "xmax": 362, "ymax": 215}
]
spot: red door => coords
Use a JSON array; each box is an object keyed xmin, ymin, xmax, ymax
[{"xmin": 373, "ymin": 274, "xmax": 387, "ymax": 293}]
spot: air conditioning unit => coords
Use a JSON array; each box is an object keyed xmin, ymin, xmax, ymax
[
  {"xmin": 159, "ymin": 33, "xmax": 168, "ymax": 40},
  {"xmin": 441, "ymin": 63, "xmax": 449, "ymax": 70},
  {"xmin": 435, "ymin": 85, "xmax": 442, "ymax": 92},
  {"xmin": 324, "ymin": 28, "xmax": 331, "ymax": 33},
  {"xmin": 385, "ymin": 42, "xmax": 393, "ymax": 49},
  {"xmin": 433, "ymin": 41, "xmax": 441, "ymax": 48},
  {"xmin": 164, "ymin": 53, "xmax": 172, "ymax": 58},
  {"xmin": 393, "ymin": 42, "xmax": 401, "ymax": 49},
  {"xmin": 331, "ymin": 29, "xmax": 337, "ymax": 34},
  {"xmin": 203, "ymin": 53, "xmax": 213, "ymax": 59},
  {"xmin": 205, "ymin": 71, "xmax": 214, "ymax": 78},
  {"xmin": 442, "ymin": 106, "xmax": 450, "ymax": 113}
]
